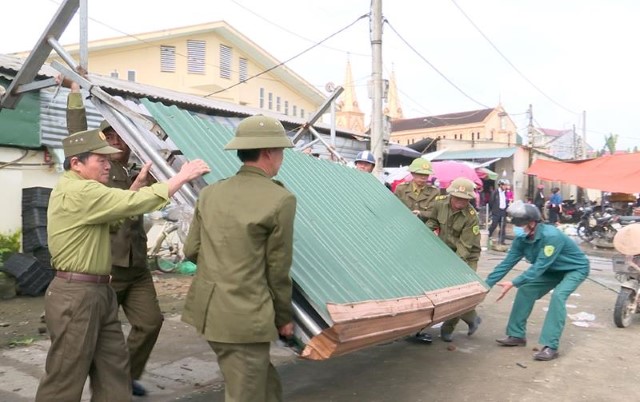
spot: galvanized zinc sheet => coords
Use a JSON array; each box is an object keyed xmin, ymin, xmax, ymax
[{"xmin": 142, "ymin": 99, "xmax": 486, "ymax": 321}]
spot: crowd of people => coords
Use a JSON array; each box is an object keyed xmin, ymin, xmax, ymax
[{"xmin": 37, "ymin": 96, "xmax": 590, "ymax": 400}]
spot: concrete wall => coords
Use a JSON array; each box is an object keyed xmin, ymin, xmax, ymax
[{"xmin": 0, "ymin": 147, "xmax": 60, "ymax": 235}]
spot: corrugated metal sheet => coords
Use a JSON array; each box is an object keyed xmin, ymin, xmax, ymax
[
  {"xmin": 142, "ymin": 99, "xmax": 485, "ymax": 322},
  {"xmin": 39, "ymin": 87, "xmax": 104, "ymax": 147},
  {"xmin": 433, "ymin": 147, "xmax": 518, "ymax": 161}
]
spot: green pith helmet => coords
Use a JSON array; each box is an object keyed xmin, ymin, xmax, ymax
[
  {"xmin": 408, "ymin": 158, "xmax": 433, "ymax": 175},
  {"xmin": 224, "ymin": 115, "xmax": 293, "ymax": 150},
  {"xmin": 99, "ymin": 119, "xmax": 112, "ymax": 131},
  {"xmin": 62, "ymin": 128, "xmax": 121, "ymax": 158},
  {"xmin": 446, "ymin": 177, "xmax": 476, "ymax": 200}
]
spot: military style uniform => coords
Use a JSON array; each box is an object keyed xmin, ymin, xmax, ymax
[
  {"xmin": 36, "ymin": 129, "xmax": 170, "ymax": 402},
  {"xmin": 426, "ymin": 194, "xmax": 481, "ymax": 334},
  {"xmin": 486, "ymin": 223, "xmax": 590, "ymax": 350},
  {"xmin": 394, "ymin": 182, "xmax": 440, "ymax": 221},
  {"xmin": 182, "ymin": 115, "xmax": 296, "ymax": 402},
  {"xmin": 66, "ymin": 91, "xmax": 163, "ymax": 384}
]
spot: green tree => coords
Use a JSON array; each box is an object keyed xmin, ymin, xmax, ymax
[{"xmin": 603, "ymin": 133, "xmax": 618, "ymax": 155}]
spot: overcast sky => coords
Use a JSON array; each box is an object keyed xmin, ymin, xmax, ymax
[{"xmin": 2, "ymin": 0, "xmax": 638, "ymax": 151}]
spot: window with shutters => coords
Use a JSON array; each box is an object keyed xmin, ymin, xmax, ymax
[
  {"xmin": 300, "ymin": 108, "xmax": 305, "ymax": 119},
  {"xmin": 127, "ymin": 70, "xmax": 136, "ymax": 82},
  {"xmin": 187, "ymin": 40, "xmax": 206, "ymax": 74},
  {"xmin": 276, "ymin": 96, "xmax": 281, "ymax": 112},
  {"xmin": 160, "ymin": 45, "xmax": 176, "ymax": 72},
  {"xmin": 284, "ymin": 101, "xmax": 289, "ymax": 115},
  {"xmin": 292, "ymin": 105, "xmax": 297, "ymax": 117},
  {"xmin": 220, "ymin": 44, "xmax": 232, "ymax": 79},
  {"xmin": 259, "ymin": 88, "xmax": 265, "ymax": 108},
  {"xmin": 239, "ymin": 57, "xmax": 248, "ymax": 82},
  {"xmin": 268, "ymin": 93, "xmax": 273, "ymax": 110}
]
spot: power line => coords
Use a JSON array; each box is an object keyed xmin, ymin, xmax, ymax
[
  {"xmin": 449, "ymin": 0, "xmax": 578, "ymax": 115},
  {"xmin": 384, "ymin": 19, "xmax": 491, "ymax": 109},
  {"xmin": 204, "ymin": 13, "xmax": 369, "ymax": 97},
  {"xmin": 227, "ymin": 0, "xmax": 370, "ymax": 58}
]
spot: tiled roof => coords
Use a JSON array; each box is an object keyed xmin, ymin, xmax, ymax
[
  {"xmin": 431, "ymin": 147, "xmax": 518, "ymax": 161},
  {"xmin": 391, "ymin": 108, "xmax": 494, "ymax": 132}
]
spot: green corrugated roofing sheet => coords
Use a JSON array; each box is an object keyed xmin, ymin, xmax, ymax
[
  {"xmin": 0, "ymin": 78, "xmax": 41, "ymax": 148},
  {"xmin": 141, "ymin": 99, "xmax": 486, "ymax": 321}
]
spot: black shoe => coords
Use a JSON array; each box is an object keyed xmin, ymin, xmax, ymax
[
  {"xmin": 132, "ymin": 380, "xmax": 147, "ymax": 396},
  {"xmin": 533, "ymin": 346, "xmax": 559, "ymax": 361},
  {"xmin": 414, "ymin": 332, "xmax": 433, "ymax": 343},
  {"xmin": 496, "ymin": 336, "xmax": 527, "ymax": 346},
  {"xmin": 467, "ymin": 316, "xmax": 482, "ymax": 336}
]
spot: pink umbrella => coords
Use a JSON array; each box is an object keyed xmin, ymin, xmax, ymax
[{"xmin": 431, "ymin": 161, "xmax": 482, "ymax": 189}]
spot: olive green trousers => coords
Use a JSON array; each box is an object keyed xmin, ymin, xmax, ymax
[{"xmin": 209, "ymin": 341, "xmax": 282, "ymax": 402}]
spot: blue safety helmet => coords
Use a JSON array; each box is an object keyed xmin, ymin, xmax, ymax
[{"xmin": 355, "ymin": 150, "xmax": 375, "ymax": 165}]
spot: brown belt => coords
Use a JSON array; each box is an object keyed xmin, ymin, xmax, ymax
[{"xmin": 56, "ymin": 271, "xmax": 112, "ymax": 284}]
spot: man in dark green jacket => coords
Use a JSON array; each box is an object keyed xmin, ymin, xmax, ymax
[
  {"xmin": 426, "ymin": 178, "xmax": 482, "ymax": 342},
  {"xmin": 183, "ymin": 115, "xmax": 297, "ymax": 402},
  {"xmin": 486, "ymin": 201, "xmax": 589, "ymax": 361}
]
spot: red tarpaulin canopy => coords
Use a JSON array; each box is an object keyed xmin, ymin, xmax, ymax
[{"xmin": 526, "ymin": 153, "xmax": 640, "ymax": 193}]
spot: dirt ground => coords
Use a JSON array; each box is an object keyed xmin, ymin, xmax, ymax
[
  {"xmin": 2, "ymin": 244, "xmax": 640, "ymax": 401},
  {"xmin": 0, "ymin": 272, "xmax": 192, "ymax": 349}
]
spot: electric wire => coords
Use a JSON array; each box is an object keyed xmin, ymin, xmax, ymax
[
  {"xmin": 384, "ymin": 19, "xmax": 491, "ymax": 109},
  {"xmin": 204, "ymin": 13, "xmax": 369, "ymax": 97},
  {"xmin": 450, "ymin": 0, "xmax": 578, "ymax": 115},
  {"xmin": 227, "ymin": 0, "xmax": 370, "ymax": 58}
]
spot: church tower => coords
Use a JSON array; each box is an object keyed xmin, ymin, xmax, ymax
[
  {"xmin": 384, "ymin": 68, "xmax": 403, "ymax": 120},
  {"xmin": 336, "ymin": 58, "xmax": 365, "ymax": 133}
]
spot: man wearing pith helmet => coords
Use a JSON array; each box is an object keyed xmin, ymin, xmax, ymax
[
  {"xmin": 394, "ymin": 157, "xmax": 440, "ymax": 222},
  {"xmin": 424, "ymin": 177, "xmax": 482, "ymax": 342},
  {"xmin": 36, "ymin": 128, "xmax": 210, "ymax": 401},
  {"xmin": 183, "ymin": 114, "xmax": 297, "ymax": 402}
]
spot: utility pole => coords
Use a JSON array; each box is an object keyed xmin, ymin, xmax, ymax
[
  {"xmin": 370, "ymin": 0, "xmax": 384, "ymax": 178},
  {"xmin": 527, "ymin": 104, "xmax": 535, "ymax": 201},
  {"xmin": 582, "ymin": 110, "xmax": 587, "ymax": 159},
  {"xmin": 527, "ymin": 104, "xmax": 534, "ymax": 147}
]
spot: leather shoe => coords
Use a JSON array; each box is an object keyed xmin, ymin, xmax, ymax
[
  {"xmin": 414, "ymin": 332, "xmax": 433, "ymax": 343},
  {"xmin": 132, "ymin": 380, "xmax": 147, "ymax": 396},
  {"xmin": 467, "ymin": 316, "xmax": 482, "ymax": 336},
  {"xmin": 496, "ymin": 336, "xmax": 527, "ymax": 346},
  {"xmin": 533, "ymin": 346, "xmax": 559, "ymax": 361}
]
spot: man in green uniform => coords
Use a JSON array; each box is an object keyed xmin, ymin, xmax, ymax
[
  {"xmin": 394, "ymin": 158, "xmax": 440, "ymax": 222},
  {"xmin": 66, "ymin": 85, "xmax": 162, "ymax": 396},
  {"xmin": 485, "ymin": 201, "xmax": 590, "ymax": 361},
  {"xmin": 182, "ymin": 115, "xmax": 297, "ymax": 402},
  {"xmin": 425, "ymin": 177, "xmax": 482, "ymax": 342},
  {"xmin": 35, "ymin": 128, "xmax": 209, "ymax": 401}
]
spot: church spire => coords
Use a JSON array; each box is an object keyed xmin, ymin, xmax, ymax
[
  {"xmin": 384, "ymin": 67, "xmax": 403, "ymax": 120},
  {"xmin": 338, "ymin": 58, "xmax": 361, "ymax": 113},
  {"xmin": 336, "ymin": 56, "xmax": 365, "ymax": 133}
]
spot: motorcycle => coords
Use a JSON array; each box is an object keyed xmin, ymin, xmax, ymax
[
  {"xmin": 558, "ymin": 199, "xmax": 580, "ymax": 223},
  {"xmin": 576, "ymin": 206, "xmax": 620, "ymax": 243},
  {"xmin": 612, "ymin": 225, "xmax": 640, "ymax": 327}
]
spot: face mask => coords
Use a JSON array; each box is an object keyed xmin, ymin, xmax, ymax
[{"xmin": 513, "ymin": 226, "xmax": 528, "ymax": 238}]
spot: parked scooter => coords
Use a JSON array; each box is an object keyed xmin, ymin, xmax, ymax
[
  {"xmin": 576, "ymin": 206, "xmax": 619, "ymax": 243},
  {"xmin": 612, "ymin": 224, "xmax": 640, "ymax": 327},
  {"xmin": 558, "ymin": 199, "xmax": 580, "ymax": 223}
]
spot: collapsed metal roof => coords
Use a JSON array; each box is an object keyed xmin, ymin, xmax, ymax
[{"xmin": 142, "ymin": 99, "xmax": 488, "ymax": 359}]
